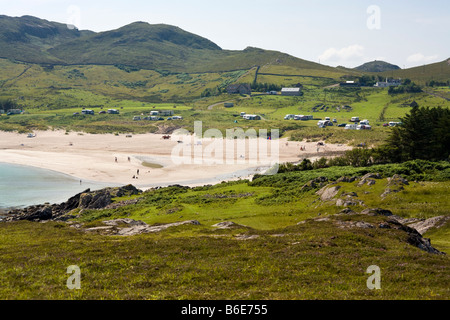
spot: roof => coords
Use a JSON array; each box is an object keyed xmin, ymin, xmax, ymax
[{"xmin": 281, "ymin": 87, "xmax": 301, "ymax": 92}]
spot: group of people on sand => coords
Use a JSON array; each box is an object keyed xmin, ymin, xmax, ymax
[{"xmin": 114, "ymin": 156, "xmax": 146, "ymax": 179}]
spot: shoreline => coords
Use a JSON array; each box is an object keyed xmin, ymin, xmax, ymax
[{"xmin": 0, "ymin": 130, "xmax": 352, "ymax": 188}]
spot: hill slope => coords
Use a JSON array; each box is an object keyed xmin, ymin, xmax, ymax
[
  {"xmin": 355, "ymin": 60, "xmax": 400, "ymax": 72},
  {"xmin": 0, "ymin": 15, "xmax": 93, "ymax": 64},
  {"xmin": 0, "ymin": 15, "xmax": 354, "ymax": 74},
  {"xmin": 380, "ymin": 59, "xmax": 450, "ymax": 85},
  {"xmin": 0, "ymin": 15, "xmax": 447, "ymax": 85}
]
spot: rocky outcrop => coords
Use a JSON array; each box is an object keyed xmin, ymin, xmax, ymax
[
  {"xmin": 357, "ymin": 173, "xmax": 382, "ymax": 187},
  {"xmin": 312, "ymin": 207, "xmax": 446, "ymax": 255},
  {"xmin": 381, "ymin": 174, "xmax": 409, "ymax": 198},
  {"xmin": 82, "ymin": 219, "xmax": 201, "ymax": 236},
  {"xmin": 382, "ymin": 218, "xmax": 444, "ymax": 255},
  {"xmin": 302, "ymin": 177, "xmax": 328, "ymax": 191},
  {"xmin": 116, "ymin": 220, "xmax": 200, "ymax": 236},
  {"xmin": 336, "ymin": 176, "xmax": 359, "ymax": 183},
  {"xmin": 213, "ymin": 221, "xmax": 244, "ymax": 229},
  {"xmin": 79, "ymin": 190, "xmax": 112, "ymax": 209},
  {"xmin": 316, "ymin": 185, "xmax": 341, "ymax": 201},
  {"xmin": 2, "ymin": 185, "xmax": 142, "ymax": 222},
  {"xmin": 406, "ymin": 216, "xmax": 449, "ymax": 235},
  {"xmin": 335, "ymin": 197, "xmax": 364, "ymax": 207},
  {"xmin": 360, "ymin": 208, "xmax": 393, "ymax": 217},
  {"xmin": 4, "ymin": 205, "xmax": 54, "ymax": 221}
]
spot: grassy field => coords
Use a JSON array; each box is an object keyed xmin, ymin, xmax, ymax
[
  {"xmin": 1, "ymin": 57, "xmax": 448, "ymax": 140},
  {"xmin": 0, "ymin": 161, "xmax": 449, "ymax": 300},
  {"xmin": 0, "ymin": 58, "xmax": 449, "ymax": 300},
  {"xmin": 2, "ymin": 81, "xmax": 448, "ymax": 146}
]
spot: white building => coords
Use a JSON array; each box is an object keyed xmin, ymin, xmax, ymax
[
  {"xmin": 374, "ymin": 79, "xmax": 402, "ymax": 87},
  {"xmin": 281, "ymin": 88, "xmax": 302, "ymax": 96}
]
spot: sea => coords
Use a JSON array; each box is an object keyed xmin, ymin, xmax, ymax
[{"xmin": 0, "ymin": 162, "xmax": 116, "ymax": 211}]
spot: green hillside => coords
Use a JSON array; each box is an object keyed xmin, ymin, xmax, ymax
[
  {"xmin": 380, "ymin": 59, "xmax": 450, "ymax": 85},
  {"xmin": 0, "ymin": 15, "xmax": 348, "ymax": 74},
  {"xmin": 355, "ymin": 60, "xmax": 401, "ymax": 73},
  {"xmin": 1, "ymin": 160, "xmax": 449, "ymax": 299},
  {"xmin": 0, "ymin": 15, "xmax": 93, "ymax": 64}
]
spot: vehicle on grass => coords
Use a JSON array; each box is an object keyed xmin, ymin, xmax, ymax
[{"xmin": 284, "ymin": 114, "xmax": 295, "ymax": 120}]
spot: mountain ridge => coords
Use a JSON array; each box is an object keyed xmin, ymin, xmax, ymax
[
  {"xmin": 354, "ymin": 60, "xmax": 401, "ymax": 73},
  {"xmin": 0, "ymin": 15, "xmax": 351, "ymax": 74},
  {"xmin": 0, "ymin": 15, "xmax": 448, "ymax": 80}
]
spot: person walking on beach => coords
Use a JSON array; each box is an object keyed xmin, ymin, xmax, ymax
[
  {"xmin": 115, "ymin": 157, "xmax": 118, "ymax": 163},
  {"xmin": 137, "ymin": 169, "xmax": 140, "ymax": 175}
]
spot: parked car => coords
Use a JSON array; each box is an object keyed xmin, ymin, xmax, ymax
[{"xmin": 337, "ymin": 123, "xmax": 347, "ymax": 127}]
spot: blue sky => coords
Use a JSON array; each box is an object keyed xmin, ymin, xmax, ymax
[{"xmin": 1, "ymin": 0, "xmax": 449, "ymax": 68}]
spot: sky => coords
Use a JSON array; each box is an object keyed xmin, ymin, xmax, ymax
[{"xmin": 1, "ymin": 0, "xmax": 449, "ymax": 69}]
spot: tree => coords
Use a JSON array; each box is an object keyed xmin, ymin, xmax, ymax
[
  {"xmin": 383, "ymin": 106, "xmax": 450, "ymax": 161},
  {"xmin": 0, "ymin": 99, "xmax": 19, "ymax": 112}
]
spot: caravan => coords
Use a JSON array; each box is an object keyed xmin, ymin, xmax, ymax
[
  {"xmin": 317, "ymin": 120, "xmax": 332, "ymax": 128},
  {"xmin": 243, "ymin": 114, "xmax": 261, "ymax": 120},
  {"xmin": 360, "ymin": 119, "xmax": 370, "ymax": 125},
  {"xmin": 284, "ymin": 114, "xmax": 295, "ymax": 120}
]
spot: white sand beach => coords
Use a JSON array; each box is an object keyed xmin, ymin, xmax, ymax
[{"xmin": 0, "ymin": 130, "xmax": 351, "ymax": 187}]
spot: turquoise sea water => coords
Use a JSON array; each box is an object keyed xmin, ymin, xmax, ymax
[{"xmin": 0, "ymin": 162, "xmax": 116, "ymax": 209}]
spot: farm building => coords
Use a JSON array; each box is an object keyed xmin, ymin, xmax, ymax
[
  {"xmin": 281, "ymin": 88, "xmax": 302, "ymax": 96},
  {"xmin": 226, "ymin": 84, "xmax": 252, "ymax": 95}
]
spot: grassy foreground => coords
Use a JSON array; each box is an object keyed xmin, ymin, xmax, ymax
[{"xmin": 0, "ymin": 161, "xmax": 449, "ymax": 300}]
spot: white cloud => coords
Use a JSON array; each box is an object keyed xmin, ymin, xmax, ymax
[
  {"xmin": 406, "ymin": 53, "xmax": 439, "ymax": 64},
  {"xmin": 319, "ymin": 44, "xmax": 365, "ymax": 64}
]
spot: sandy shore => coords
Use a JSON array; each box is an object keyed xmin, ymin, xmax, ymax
[{"xmin": 0, "ymin": 130, "xmax": 351, "ymax": 187}]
